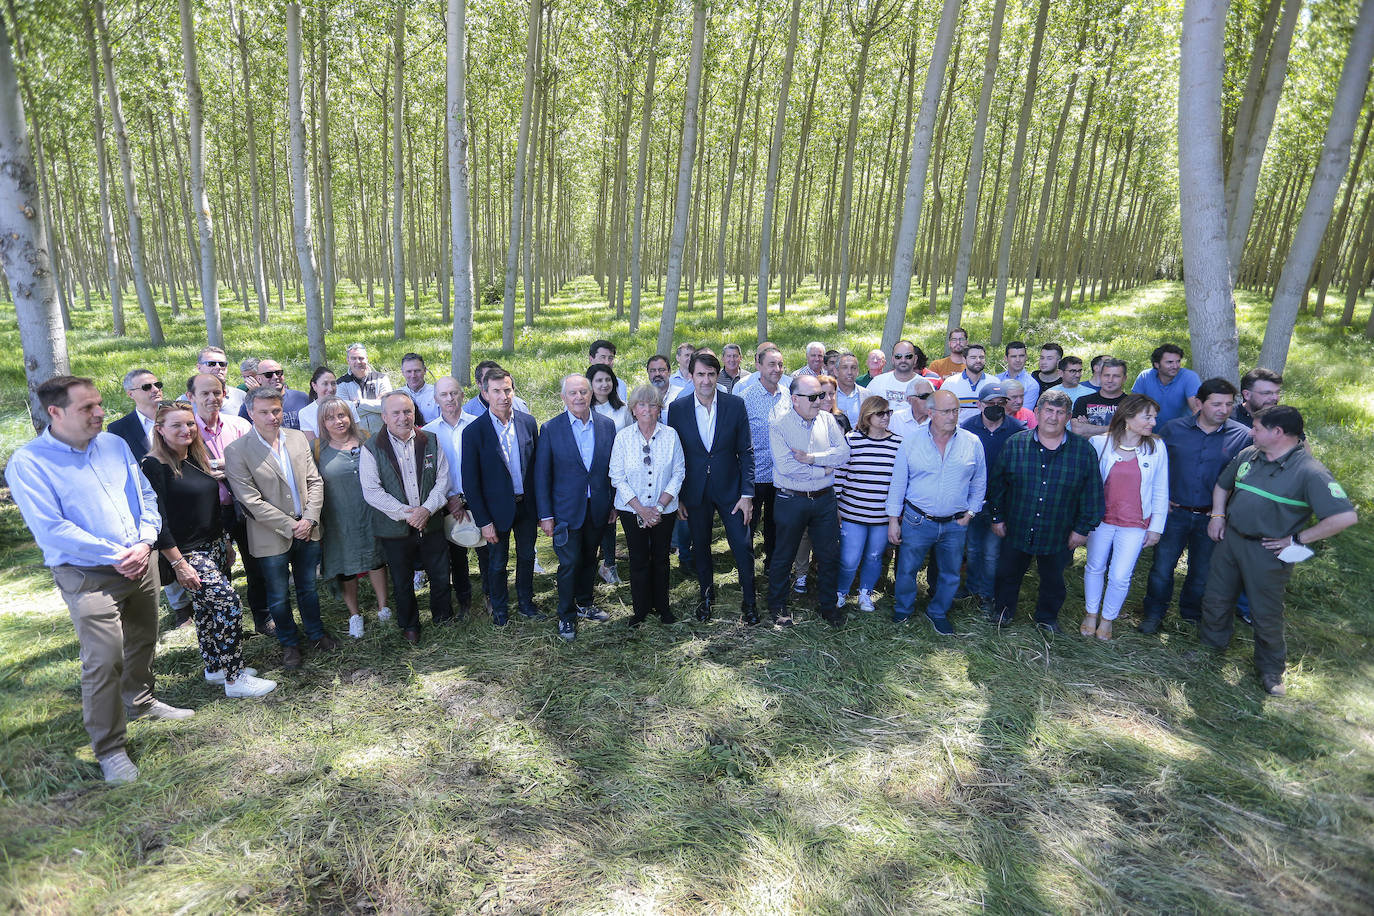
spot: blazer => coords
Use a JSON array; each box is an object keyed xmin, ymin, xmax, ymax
[
  {"xmin": 1090, "ymin": 433, "xmax": 1170, "ymax": 534},
  {"xmin": 223, "ymin": 428, "xmax": 324, "ymax": 557},
  {"xmin": 666, "ymin": 390, "xmax": 755, "ymax": 507},
  {"xmin": 108, "ymin": 411, "xmax": 151, "ymax": 461},
  {"xmin": 533, "ymin": 410, "xmax": 616, "ymax": 535},
  {"xmin": 462, "ymin": 409, "xmax": 538, "ymax": 534}
]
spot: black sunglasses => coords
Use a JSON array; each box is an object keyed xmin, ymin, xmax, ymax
[
  {"xmin": 200, "ymin": 360, "xmax": 227, "ymax": 368},
  {"xmin": 793, "ymin": 392, "xmax": 824, "ymax": 403},
  {"xmin": 910, "ymin": 391, "xmax": 933, "ymax": 400},
  {"xmin": 134, "ymin": 380, "xmax": 164, "ymax": 392},
  {"xmin": 260, "ymin": 370, "xmax": 285, "ymax": 379},
  {"xmin": 873, "ymin": 409, "xmax": 892, "ymax": 418}
]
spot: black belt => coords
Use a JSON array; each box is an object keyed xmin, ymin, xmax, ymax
[
  {"xmin": 906, "ymin": 501, "xmax": 960, "ymax": 524},
  {"xmin": 1231, "ymin": 529, "xmax": 1266, "ymax": 541},
  {"xmin": 1174, "ymin": 504, "xmax": 1211, "ymax": 514},
  {"xmin": 777, "ymin": 486, "xmax": 833, "ymax": 499}
]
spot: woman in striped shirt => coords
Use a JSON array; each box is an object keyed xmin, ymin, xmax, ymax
[{"xmin": 835, "ymin": 396, "xmax": 903, "ymax": 612}]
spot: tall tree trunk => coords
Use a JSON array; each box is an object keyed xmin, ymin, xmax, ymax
[
  {"xmin": 83, "ymin": 4, "xmax": 122, "ymax": 335},
  {"xmin": 318, "ymin": 3, "xmax": 336, "ymax": 329},
  {"xmin": 180, "ymin": 0, "xmax": 223, "ymax": 343},
  {"xmin": 94, "ymin": 0, "xmax": 164, "ymax": 344},
  {"xmin": 448, "ymin": 0, "xmax": 475, "ymax": 382},
  {"xmin": 392, "ymin": 2, "xmax": 406, "ymax": 339},
  {"xmin": 629, "ymin": 2, "xmax": 664, "ymax": 332},
  {"xmin": 988, "ymin": 0, "xmax": 1049, "ymax": 346},
  {"xmin": 879, "ymin": 0, "xmax": 962, "ymax": 351},
  {"xmin": 778, "ymin": 0, "xmax": 833, "ymax": 314},
  {"xmin": 0, "ymin": 14, "xmax": 69, "ymax": 427},
  {"xmin": 1314, "ymin": 106, "xmax": 1374, "ymax": 315},
  {"xmin": 1179, "ymin": 0, "xmax": 1240, "ymax": 383},
  {"xmin": 656, "ymin": 0, "xmax": 707, "ymax": 357},
  {"xmin": 286, "ymin": 3, "xmax": 325, "ymax": 365},
  {"xmin": 234, "ymin": 7, "xmax": 269, "ymax": 323},
  {"xmin": 502, "ymin": 0, "xmax": 542, "ymax": 351},
  {"xmin": 1259, "ymin": 0, "xmax": 1374, "ymax": 371},
  {"xmin": 715, "ymin": 9, "xmax": 760, "ymax": 320},
  {"xmin": 756, "ymin": 0, "xmax": 801, "ymax": 339}
]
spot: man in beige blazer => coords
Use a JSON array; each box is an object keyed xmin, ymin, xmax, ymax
[{"xmin": 225, "ymin": 387, "xmax": 335, "ymax": 670}]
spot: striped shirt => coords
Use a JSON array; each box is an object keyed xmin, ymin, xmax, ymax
[{"xmin": 835, "ymin": 431, "xmax": 903, "ymax": 524}]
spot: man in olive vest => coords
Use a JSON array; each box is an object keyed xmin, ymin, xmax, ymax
[{"xmin": 359, "ymin": 392, "xmax": 454, "ymax": 643}]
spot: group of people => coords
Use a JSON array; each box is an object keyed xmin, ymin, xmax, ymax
[{"xmin": 7, "ymin": 332, "xmax": 1358, "ymax": 784}]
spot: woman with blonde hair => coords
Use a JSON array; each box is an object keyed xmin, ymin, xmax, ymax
[
  {"xmin": 314, "ymin": 396, "xmax": 391, "ymax": 638},
  {"xmin": 1081, "ymin": 394, "xmax": 1169, "ymax": 640},
  {"xmin": 143, "ymin": 401, "xmax": 275, "ymax": 697},
  {"xmin": 835, "ymin": 396, "xmax": 903, "ymax": 612}
]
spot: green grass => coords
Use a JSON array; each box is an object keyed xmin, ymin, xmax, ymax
[{"xmin": 1, "ymin": 277, "xmax": 1373, "ymax": 913}]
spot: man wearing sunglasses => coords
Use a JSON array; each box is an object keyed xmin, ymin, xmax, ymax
[
  {"xmin": 868, "ymin": 340, "xmax": 923, "ymax": 405},
  {"xmin": 238, "ymin": 358, "xmax": 310, "ymax": 430},
  {"xmin": 109, "ymin": 369, "xmax": 163, "ymax": 460},
  {"xmin": 196, "ymin": 346, "xmax": 245, "ymax": 415},
  {"xmin": 890, "ymin": 377, "xmax": 935, "ymax": 440}
]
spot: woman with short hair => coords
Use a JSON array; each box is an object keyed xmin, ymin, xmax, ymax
[
  {"xmin": 143, "ymin": 402, "xmax": 276, "ymax": 697},
  {"xmin": 314, "ymin": 396, "xmax": 391, "ymax": 638},
  {"xmin": 608, "ymin": 385, "xmax": 685, "ymax": 626}
]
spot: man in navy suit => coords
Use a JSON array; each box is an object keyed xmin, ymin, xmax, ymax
[
  {"xmin": 462, "ymin": 368, "xmax": 543, "ymax": 626},
  {"xmin": 534, "ymin": 375, "xmax": 617, "ymax": 641},
  {"xmin": 108, "ymin": 368, "xmax": 163, "ymax": 461},
  {"xmin": 667, "ymin": 352, "xmax": 757, "ymax": 623}
]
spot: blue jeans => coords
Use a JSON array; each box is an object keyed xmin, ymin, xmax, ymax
[
  {"xmin": 894, "ymin": 510, "xmax": 968, "ymax": 620},
  {"xmin": 963, "ymin": 512, "xmax": 1000, "ymax": 599},
  {"xmin": 1143, "ymin": 507, "xmax": 1214, "ymax": 620},
  {"xmin": 258, "ymin": 538, "xmax": 324, "ymax": 647},
  {"xmin": 839, "ymin": 520, "xmax": 888, "ymax": 595}
]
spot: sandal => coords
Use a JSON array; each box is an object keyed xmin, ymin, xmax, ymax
[
  {"xmin": 1096, "ymin": 618, "xmax": 1113, "ymax": 641},
  {"xmin": 1080, "ymin": 613, "xmax": 1099, "ymax": 637}
]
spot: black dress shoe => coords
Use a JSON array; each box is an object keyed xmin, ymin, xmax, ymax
[
  {"xmin": 1035, "ymin": 620, "xmax": 1063, "ymax": 635},
  {"xmin": 519, "ymin": 605, "xmax": 548, "ymax": 620},
  {"xmin": 695, "ymin": 598, "xmax": 712, "ymax": 622},
  {"xmin": 402, "ymin": 629, "xmax": 420, "ymax": 645},
  {"xmin": 492, "ymin": 608, "xmax": 510, "ymax": 627},
  {"xmin": 741, "ymin": 606, "xmax": 759, "ymax": 626}
]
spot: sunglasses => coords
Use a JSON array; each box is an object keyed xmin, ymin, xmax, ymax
[
  {"xmin": 910, "ymin": 392, "xmax": 932, "ymax": 401},
  {"xmin": 873, "ymin": 409, "xmax": 892, "ymax": 418},
  {"xmin": 134, "ymin": 380, "xmax": 164, "ymax": 392},
  {"xmin": 793, "ymin": 392, "xmax": 824, "ymax": 403},
  {"xmin": 893, "ymin": 354, "xmax": 915, "ymax": 360},
  {"xmin": 200, "ymin": 360, "xmax": 227, "ymax": 368},
  {"xmin": 260, "ymin": 370, "xmax": 285, "ymax": 379}
]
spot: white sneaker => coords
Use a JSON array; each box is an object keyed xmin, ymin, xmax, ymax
[
  {"xmin": 533, "ymin": 558, "xmax": 548, "ymax": 575},
  {"xmin": 599, "ymin": 563, "xmax": 619, "ymax": 585},
  {"xmin": 98, "ymin": 750, "xmax": 139, "ymax": 784},
  {"xmin": 858, "ymin": 590, "xmax": 875, "ymax": 613},
  {"xmin": 793, "ymin": 575, "xmax": 807, "ymax": 594},
  {"xmin": 377, "ymin": 606, "xmax": 393, "ymax": 622},
  {"xmin": 204, "ymin": 666, "xmax": 257, "ymax": 684},
  {"xmin": 348, "ymin": 615, "xmax": 364, "ymax": 639},
  {"xmin": 413, "ymin": 571, "xmax": 427, "ymax": 589},
  {"xmin": 129, "ymin": 700, "xmax": 195, "ymax": 720},
  {"xmin": 836, "ymin": 592, "xmax": 847, "ymax": 609},
  {"xmin": 225, "ymin": 673, "xmax": 277, "ymax": 698}
]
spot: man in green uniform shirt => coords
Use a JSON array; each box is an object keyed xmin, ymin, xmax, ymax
[{"xmin": 1201, "ymin": 406, "xmax": 1358, "ymax": 695}]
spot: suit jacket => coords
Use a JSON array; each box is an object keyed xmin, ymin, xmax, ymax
[
  {"xmin": 533, "ymin": 410, "xmax": 615, "ymax": 535},
  {"xmin": 462, "ymin": 409, "xmax": 538, "ymax": 534},
  {"xmin": 666, "ymin": 390, "xmax": 755, "ymax": 507},
  {"xmin": 223, "ymin": 427, "xmax": 324, "ymax": 558},
  {"xmin": 108, "ymin": 411, "xmax": 151, "ymax": 461}
]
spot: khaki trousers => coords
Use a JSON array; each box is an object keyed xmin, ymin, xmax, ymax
[{"xmin": 51, "ymin": 563, "xmax": 160, "ymax": 757}]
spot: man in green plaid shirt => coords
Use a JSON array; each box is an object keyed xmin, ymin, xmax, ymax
[{"xmin": 986, "ymin": 390, "xmax": 1105, "ymax": 632}]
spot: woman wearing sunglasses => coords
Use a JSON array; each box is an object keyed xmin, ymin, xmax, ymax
[
  {"xmin": 143, "ymin": 401, "xmax": 276, "ymax": 697},
  {"xmin": 608, "ymin": 385, "xmax": 684, "ymax": 626},
  {"xmin": 834, "ymin": 396, "xmax": 903, "ymax": 613},
  {"xmin": 313, "ymin": 397, "xmax": 392, "ymax": 638}
]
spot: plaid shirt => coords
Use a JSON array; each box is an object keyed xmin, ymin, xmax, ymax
[{"xmin": 986, "ymin": 429, "xmax": 1104, "ymax": 555}]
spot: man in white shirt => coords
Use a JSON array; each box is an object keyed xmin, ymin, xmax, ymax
[
  {"xmin": 400, "ymin": 353, "xmax": 438, "ymax": 425},
  {"xmin": 867, "ymin": 340, "xmax": 921, "ymax": 405},
  {"xmin": 424, "ymin": 377, "xmax": 478, "ymax": 619},
  {"xmin": 890, "ymin": 377, "xmax": 935, "ymax": 440},
  {"xmin": 833, "ymin": 351, "xmax": 868, "ymax": 427},
  {"xmin": 940, "ymin": 343, "xmax": 992, "ymax": 423},
  {"xmin": 360, "ymin": 392, "xmax": 453, "ymax": 644}
]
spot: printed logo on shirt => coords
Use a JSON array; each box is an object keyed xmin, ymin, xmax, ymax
[
  {"xmin": 1330, "ymin": 481, "xmax": 1347, "ymax": 499},
  {"xmin": 1237, "ymin": 461, "xmax": 1252, "ymax": 480}
]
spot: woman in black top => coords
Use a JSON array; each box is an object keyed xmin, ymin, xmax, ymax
[{"xmin": 142, "ymin": 402, "xmax": 276, "ymax": 698}]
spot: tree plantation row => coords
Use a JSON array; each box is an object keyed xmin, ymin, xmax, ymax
[{"xmin": 3, "ymin": 0, "xmax": 1373, "ymax": 409}]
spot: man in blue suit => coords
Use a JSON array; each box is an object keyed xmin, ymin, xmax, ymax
[
  {"xmin": 534, "ymin": 375, "xmax": 618, "ymax": 641},
  {"xmin": 461, "ymin": 368, "xmax": 543, "ymax": 626},
  {"xmin": 667, "ymin": 352, "xmax": 757, "ymax": 624},
  {"xmin": 108, "ymin": 368, "xmax": 163, "ymax": 461}
]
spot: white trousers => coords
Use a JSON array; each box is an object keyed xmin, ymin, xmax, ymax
[{"xmin": 1084, "ymin": 523, "xmax": 1149, "ymax": 621}]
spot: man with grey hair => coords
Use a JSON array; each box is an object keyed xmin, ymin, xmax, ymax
[
  {"xmin": 857, "ymin": 348, "xmax": 885, "ymax": 388},
  {"xmin": 890, "ymin": 377, "xmax": 935, "ymax": 440},
  {"xmin": 197, "ymin": 346, "xmax": 245, "ymax": 414},
  {"xmin": 360, "ymin": 391, "xmax": 453, "ymax": 644},
  {"xmin": 239, "ymin": 357, "xmax": 262, "ymax": 391},
  {"xmin": 534, "ymin": 375, "xmax": 618, "ymax": 640},
  {"xmin": 336, "ymin": 343, "xmax": 393, "ymax": 434},
  {"xmin": 794, "ymin": 341, "xmax": 827, "ymax": 378}
]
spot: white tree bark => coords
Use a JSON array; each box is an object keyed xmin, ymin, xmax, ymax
[
  {"xmin": 234, "ymin": 7, "xmax": 269, "ymax": 323},
  {"xmin": 629, "ymin": 3, "xmax": 665, "ymax": 333},
  {"xmin": 392, "ymin": 1, "xmax": 406, "ymax": 340},
  {"xmin": 286, "ymin": 3, "xmax": 325, "ymax": 366},
  {"xmin": 756, "ymin": 0, "xmax": 802, "ymax": 341},
  {"xmin": 180, "ymin": 0, "xmax": 221, "ymax": 345},
  {"xmin": 0, "ymin": 14, "xmax": 69, "ymax": 429},
  {"xmin": 880, "ymin": 0, "xmax": 961, "ymax": 353},
  {"xmin": 448, "ymin": 0, "xmax": 475, "ymax": 382},
  {"xmin": 83, "ymin": 4, "xmax": 122, "ymax": 336},
  {"xmin": 503, "ymin": 0, "xmax": 542, "ymax": 351},
  {"xmin": 94, "ymin": 0, "xmax": 164, "ymax": 344},
  {"xmin": 1259, "ymin": 0, "xmax": 1374, "ymax": 371},
  {"xmin": 657, "ymin": 0, "xmax": 707, "ymax": 358},
  {"xmin": 1178, "ymin": 0, "xmax": 1240, "ymax": 383}
]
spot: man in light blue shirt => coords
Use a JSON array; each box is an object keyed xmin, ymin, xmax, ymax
[
  {"xmin": 1046, "ymin": 356, "xmax": 1092, "ymax": 408},
  {"xmin": 997, "ymin": 340, "xmax": 1041, "ymax": 410},
  {"xmin": 1132, "ymin": 343, "xmax": 1202, "ymax": 424},
  {"xmin": 7, "ymin": 376, "xmax": 191, "ymax": 785}
]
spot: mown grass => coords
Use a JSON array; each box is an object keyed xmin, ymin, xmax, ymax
[{"xmin": 1, "ymin": 276, "xmax": 1372, "ymax": 914}]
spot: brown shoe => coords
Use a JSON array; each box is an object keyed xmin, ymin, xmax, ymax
[
  {"xmin": 403, "ymin": 629, "xmax": 420, "ymax": 645},
  {"xmin": 282, "ymin": 645, "xmax": 303, "ymax": 670},
  {"xmin": 1080, "ymin": 613, "xmax": 1099, "ymax": 637},
  {"xmin": 1095, "ymin": 618, "xmax": 1113, "ymax": 641},
  {"xmin": 310, "ymin": 634, "xmax": 338, "ymax": 652}
]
